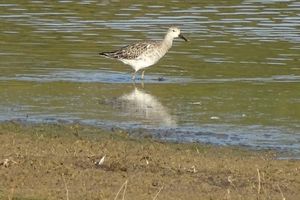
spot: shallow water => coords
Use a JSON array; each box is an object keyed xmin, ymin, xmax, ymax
[{"xmin": 1, "ymin": 0, "xmax": 300, "ymax": 157}]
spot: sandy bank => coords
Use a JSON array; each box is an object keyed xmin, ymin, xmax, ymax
[{"xmin": 0, "ymin": 122, "xmax": 299, "ymax": 200}]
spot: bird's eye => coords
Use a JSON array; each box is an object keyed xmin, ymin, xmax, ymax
[{"xmin": 172, "ymin": 29, "xmax": 175, "ymax": 32}]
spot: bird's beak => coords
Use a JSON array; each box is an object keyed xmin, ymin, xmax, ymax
[{"xmin": 179, "ymin": 33, "xmax": 188, "ymax": 42}]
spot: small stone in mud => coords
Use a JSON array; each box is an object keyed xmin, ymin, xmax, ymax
[
  {"xmin": 152, "ymin": 180, "xmax": 159, "ymax": 187},
  {"xmin": 158, "ymin": 77, "xmax": 165, "ymax": 81}
]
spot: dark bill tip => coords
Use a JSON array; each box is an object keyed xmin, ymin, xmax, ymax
[{"xmin": 179, "ymin": 33, "xmax": 188, "ymax": 42}]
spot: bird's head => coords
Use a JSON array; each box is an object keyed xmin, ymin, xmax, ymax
[{"xmin": 167, "ymin": 26, "xmax": 188, "ymax": 41}]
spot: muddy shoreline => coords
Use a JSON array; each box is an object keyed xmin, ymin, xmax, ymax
[{"xmin": 0, "ymin": 121, "xmax": 300, "ymax": 200}]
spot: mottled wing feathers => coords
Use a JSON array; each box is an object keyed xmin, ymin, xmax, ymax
[{"xmin": 99, "ymin": 41, "xmax": 159, "ymax": 60}]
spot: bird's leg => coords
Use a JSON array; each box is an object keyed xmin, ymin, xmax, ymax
[
  {"xmin": 131, "ymin": 71, "xmax": 137, "ymax": 81},
  {"xmin": 141, "ymin": 70, "xmax": 145, "ymax": 80}
]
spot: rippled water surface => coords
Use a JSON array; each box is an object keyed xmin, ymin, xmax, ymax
[{"xmin": 1, "ymin": 0, "xmax": 300, "ymax": 157}]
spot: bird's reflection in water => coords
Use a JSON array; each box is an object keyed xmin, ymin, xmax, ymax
[{"xmin": 119, "ymin": 85, "xmax": 177, "ymax": 127}]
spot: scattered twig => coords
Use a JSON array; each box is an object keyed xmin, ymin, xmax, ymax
[
  {"xmin": 141, "ymin": 156, "xmax": 150, "ymax": 165},
  {"xmin": 196, "ymin": 147, "xmax": 199, "ymax": 154},
  {"xmin": 0, "ymin": 158, "xmax": 17, "ymax": 168},
  {"xmin": 228, "ymin": 176, "xmax": 236, "ymax": 190},
  {"xmin": 153, "ymin": 185, "xmax": 164, "ymax": 200},
  {"xmin": 62, "ymin": 174, "xmax": 69, "ymax": 200},
  {"xmin": 277, "ymin": 184, "xmax": 286, "ymax": 200},
  {"xmin": 122, "ymin": 179, "xmax": 127, "ymax": 200},
  {"xmin": 95, "ymin": 155, "xmax": 106, "ymax": 166},
  {"xmin": 225, "ymin": 189, "xmax": 231, "ymax": 200},
  {"xmin": 114, "ymin": 179, "xmax": 128, "ymax": 200},
  {"xmin": 257, "ymin": 168, "xmax": 261, "ymax": 195},
  {"xmin": 8, "ymin": 188, "xmax": 14, "ymax": 200},
  {"xmin": 187, "ymin": 165, "xmax": 197, "ymax": 173}
]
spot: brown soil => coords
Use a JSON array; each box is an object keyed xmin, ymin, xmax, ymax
[{"xmin": 0, "ymin": 122, "xmax": 299, "ymax": 200}]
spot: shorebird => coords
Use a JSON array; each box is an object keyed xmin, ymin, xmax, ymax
[{"xmin": 99, "ymin": 26, "xmax": 188, "ymax": 80}]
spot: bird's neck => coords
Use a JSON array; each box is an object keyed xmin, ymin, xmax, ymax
[{"xmin": 162, "ymin": 34, "xmax": 173, "ymax": 50}]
